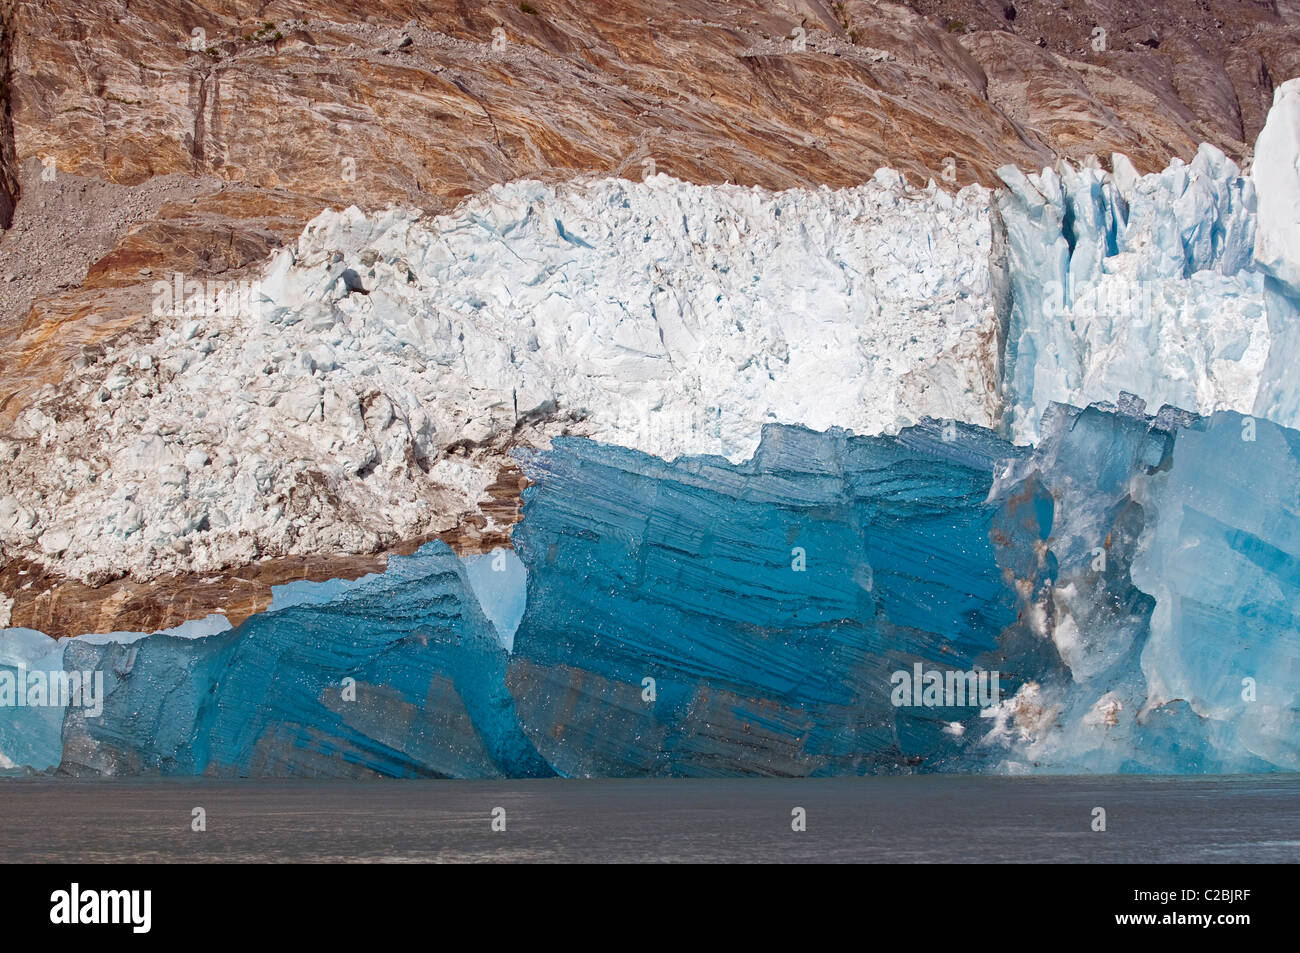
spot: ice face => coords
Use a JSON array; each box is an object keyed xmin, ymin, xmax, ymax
[
  {"xmin": 995, "ymin": 147, "xmax": 1272, "ymax": 444},
  {"xmin": 5, "ymin": 401, "xmax": 1299, "ymax": 777},
  {"xmin": 0, "ymin": 629, "xmax": 66, "ymax": 772},
  {"xmin": 1131, "ymin": 412, "xmax": 1300, "ymax": 771},
  {"xmin": 982, "ymin": 404, "xmax": 1300, "ymax": 774},
  {"xmin": 6, "ymin": 83, "xmax": 1300, "ymax": 779},
  {"xmin": 506, "ymin": 422, "xmax": 1024, "ymax": 777},
  {"xmin": 57, "ymin": 543, "xmax": 552, "ymax": 778},
  {"xmin": 0, "ymin": 617, "xmax": 228, "ymax": 773},
  {"xmin": 38, "ymin": 421, "xmax": 1027, "ymax": 778},
  {"xmin": 1250, "ymin": 80, "xmax": 1300, "ymax": 429},
  {"xmin": 1252, "ymin": 79, "xmax": 1300, "ymax": 297},
  {"xmin": 993, "ymin": 81, "xmax": 1300, "ymax": 446}
]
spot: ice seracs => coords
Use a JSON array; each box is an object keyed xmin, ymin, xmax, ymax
[
  {"xmin": 996, "ymin": 144, "xmax": 1269, "ymax": 444},
  {"xmin": 0, "ymin": 171, "xmax": 1004, "ymax": 584},
  {"xmin": 3, "ymin": 81, "xmax": 1300, "ymax": 587},
  {"xmin": 1251, "ymin": 79, "xmax": 1300, "ymax": 297},
  {"xmin": 994, "ymin": 78, "xmax": 1300, "ymax": 445}
]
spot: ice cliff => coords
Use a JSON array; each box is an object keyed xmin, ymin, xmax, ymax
[
  {"xmin": 53, "ymin": 545, "xmax": 550, "ymax": 778},
  {"xmin": 3, "ymin": 82, "xmax": 1300, "ymax": 778},
  {"xmin": 996, "ymin": 80, "xmax": 1300, "ymax": 443},
  {"xmin": 8, "ymin": 398, "xmax": 1299, "ymax": 777}
]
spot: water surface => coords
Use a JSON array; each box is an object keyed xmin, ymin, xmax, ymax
[{"xmin": 3, "ymin": 775, "xmax": 1297, "ymax": 862}]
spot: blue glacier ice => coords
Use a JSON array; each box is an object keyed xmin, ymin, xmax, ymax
[
  {"xmin": 1131, "ymin": 412, "xmax": 1300, "ymax": 771},
  {"xmin": 505, "ymin": 422, "xmax": 1025, "ymax": 777},
  {"xmin": 980, "ymin": 401, "xmax": 1299, "ymax": 773},
  {"xmin": 462, "ymin": 548, "xmax": 528, "ymax": 651},
  {"xmin": 0, "ymin": 615, "xmax": 229, "ymax": 773},
  {"xmin": 57, "ymin": 544, "xmax": 552, "ymax": 778},
  {"xmin": 0, "ymin": 628, "xmax": 68, "ymax": 772},
  {"xmin": 4, "ymin": 401, "xmax": 1300, "ymax": 777}
]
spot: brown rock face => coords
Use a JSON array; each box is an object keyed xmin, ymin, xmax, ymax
[
  {"xmin": 0, "ymin": 462, "xmax": 527, "ymax": 638},
  {"xmin": 909, "ymin": 0, "xmax": 1300, "ymax": 147},
  {"xmin": 0, "ymin": 0, "xmax": 1296, "ymax": 635}
]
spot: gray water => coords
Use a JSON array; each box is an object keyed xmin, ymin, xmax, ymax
[{"xmin": 1, "ymin": 775, "xmax": 1297, "ymax": 862}]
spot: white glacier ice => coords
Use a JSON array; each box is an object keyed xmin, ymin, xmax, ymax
[
  {"xmin": 996, "ymin": 145, "xmax": 1268, "ymax": 443},
  {"xmin": 1252, "ymin": 79, "xmax": 1300, "ymax": 297},
  {"xmin": 1250, "ymin": 79, "xmax": 1300, "ymax": 428},
  {"xmin": 996, "ymin": 77, "xmax": 1300, "ymax": 444},
  {"xmin": 0, "ymin": 171, "xmax": 1005, "ymax": 583},
  {"xmin": 1, "ymin": 81, "xmax": 1299, "ymax": 586},
  {"xmin": 248, "ymin": 169, "xmax": 1006, "ymax": 466}
]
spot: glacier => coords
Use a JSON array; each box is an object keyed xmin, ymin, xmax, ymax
[
  {"xmin": 5, "ymin": 81, "xmax": 1300, "ymax": 584},
  {"xmin": 56, "ymin": 543, "xmax": 552, "ymax": 778},
  {"xmin": 2, "ymin": 82, "xmax": 1300, "ymax": 778},
  {"xmin": 995, "ymin": 146, "xmax": 1267, "ymax": 443},
  {"xmin": 996, "ymin": 80, "xmax": 1300, "ymax": 444},
  {"xmin": 0, "ymin": 169, "xmax": 1008, "ymax": 585},
  {"xmin": 7, "ymin": 398, "xmax": 1299, "ymax": 777},
  {"xmin": 504, "ymin": 421, "xmax": 1023, "ymax": 777}
]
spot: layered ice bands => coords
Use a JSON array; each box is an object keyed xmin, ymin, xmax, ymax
[
  {"xmin": 55, "ymin": 544, "xmax": 551, "ymax": 778},
  {"xmin": 506, "ymin": 422, "xmax": 1023, "ymax": 777},
  {"xmin": 511, "ymin": 405, "xmax": 1299, "ymax": 775},
  {"xmin": 9, "ymin": 400, "xmax": 1298, "ymax": 777}
]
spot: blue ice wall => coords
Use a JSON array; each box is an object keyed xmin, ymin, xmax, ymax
[
  {"xmin": 506, "ymin": 422, "xmax": 1026, "ymax": 776},
  {"xmin": 58, "ymin": 543, "xmax": 552, "ymax": 778},
  {"xmin": 7, "ymin": 404, "xmax": 1299, "ymax": 777},
  {"xmin": 0, "ymin": 629, "xmax": 68, "ymax": 772},
  {"xmin": 983, "ymin": 400, "xmax": 1297, "ymax": 772},
  {"xmin": 1132, "ymin": 412, "xmax": 1300, "ymax": 771}
]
